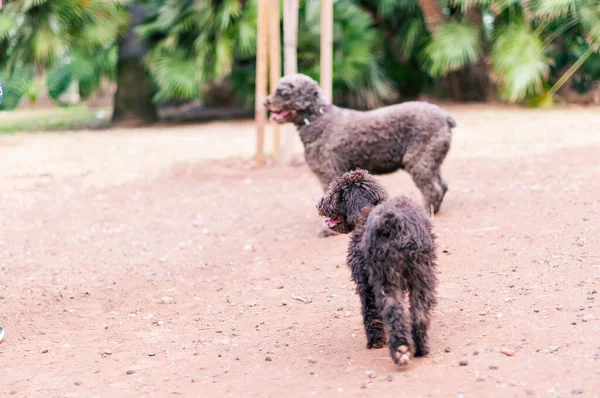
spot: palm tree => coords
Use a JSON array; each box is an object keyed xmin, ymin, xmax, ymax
[
  {"xmin": 138, "ymin": 0, "xmax": 396, "ymax": 109},
  {"xmin": 421, "ymin": 0, "xmax": 600, "ymax": 105},
  {"xmin": 0, "ymin": 0, "xmax": 124, "ymax": 109},
  {"xmin": 112, "ymin": 2, "xmax": 158, "ymax": 125},
  {"xmin": 417, "ymin": 0, "xmax": 445, "ymax": 33}
]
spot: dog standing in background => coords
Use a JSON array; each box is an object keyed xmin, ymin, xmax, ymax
[{"xmin": 265, "ymin": 74, "xmax": 455, "ymax": 236}]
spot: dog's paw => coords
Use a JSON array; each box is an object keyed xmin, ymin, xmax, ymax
[
  {"xmin": 366, "ymin": 320, "xmax": 386, "ymax": 349},
  {"xmin": 393, "ymin": 345, "xmax": 411, "ymax": 366},
  {"xmin": 367, "ymin": 339, "xmax": 386, "ymax": 349},
  {"xmin": 316, "ymin": 226, "xmax": 338, "ymax": 238}
]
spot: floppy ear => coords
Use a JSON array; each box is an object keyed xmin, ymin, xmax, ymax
[{"xmin": 342, "ymin": 180, "xmax": 388, "ymax": 225}]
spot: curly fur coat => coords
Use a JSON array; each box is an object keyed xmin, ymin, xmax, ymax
[
  {"xmin": 317, "ymin": 169, "xmax": 438, "ymax": 366},
  {"xmin": 265, "ymin": 74, "xmax": 456, "ymax": 218}
]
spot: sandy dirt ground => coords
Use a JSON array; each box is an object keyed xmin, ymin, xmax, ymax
[{"xmin": 1, "ymin": 105, "xmax": 599, "ymax": 397}]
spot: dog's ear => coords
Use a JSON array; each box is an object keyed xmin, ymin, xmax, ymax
[{"xmin": 342, "ymin": 178, "xmax": 388, "ymax": 225}]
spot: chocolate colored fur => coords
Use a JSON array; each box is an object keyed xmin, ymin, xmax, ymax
[
  {"xmin": 317, "ymin": 170, "xmax": 438, "ymax": 366},
  {"xmin": 265, "ymin": 74, "xmax": 455, "ymax": 226}
]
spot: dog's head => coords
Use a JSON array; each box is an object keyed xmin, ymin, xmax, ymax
[
  {"xmin": 264, "ymin": 74, "xmax": 327, "ymax": 124},
  {"xmin": 316, "ymin": 170, "xmax": 388, "ymax": 234}
]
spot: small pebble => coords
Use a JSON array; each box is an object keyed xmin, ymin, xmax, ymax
[
  {"xmin": 476, "ymin": 377, "xmax": 485, "ymax": 382},
  {"xmin": 74, "ymin": 382, "xmax": 82, "ymax": 386},
  {"xmin": 459, "ymin": 360, "xmax": 469, "ymax": 366},
  {"xmin": 360, "ymin": 382, "xmax": 368, "ymax": 389},
  {"xmin": 444, "ymin": 347, "xmax": 452, "ymax": 353},
  {"xmin": 499, "ymin": 348, "xmax": 515, "ymax": 356},
  {"xmin": 571, "ymin": 388, "xmax": 583, "ymax": 395},
  {"xmin": 473, "ymin": 350, "xmax": 479, "ymax": 356},
  {"xmin": 243, "ymin": 244, "xmax": 254, "ymax": 252},
  {"xmin": 549, "ymin": 346, "xmax": 560, "ymax": 353},
  {"xmin": 148, "ymin": 352, "xmax": 156, "ymax": 357},
  {"xmin": 526, "ymin": 390, "xmax": 535, "ymax": 396},
  {"xmin": 265, "ymin": 356, "xmax": 272, "ymax": 361},
  {"xmin": 489, "ymin": 365, "xmax": 499, "ymax": 370},
  {"xmin": 42, "ymin": 349, "xmax": 49, "ymax": 354},
  {"xmin": 386, "ymin": 374, "xmax": 394, "ymax": 382},
  {"xmin": 367, "ymin": 371, "xmax": 377, "ymax": 379},
  {"xmin": 126, "ymin": 370, "xmax": 135, "ymax": 375}
]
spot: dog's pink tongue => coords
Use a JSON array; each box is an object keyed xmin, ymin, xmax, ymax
[{"xmin": 324, "ymin": 217, "xmax": 342, "ymax": 227}]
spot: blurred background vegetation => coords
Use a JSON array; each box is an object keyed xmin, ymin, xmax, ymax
[{"xmin": 0, "ymin": 0, "xmax": 598, "ymax": 126}]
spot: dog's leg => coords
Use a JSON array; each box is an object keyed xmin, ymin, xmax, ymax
[
  {"xmin": 409, "ymin": 168, "xmax": 445, "ymax": 215},
  {"xmin": 356, "ymin": 271, "xmax": 386, "ymax": 349},
  {"xmin": 405, "ymin": 136, "xmax": 450, "ymax": 214},
  {"xmin": 375, "ymin": 288, "xmax": 413, "ymax": 366},
  {"xmin": 409, "ymin": 270, "xmax": 437, "ymax": 357}
]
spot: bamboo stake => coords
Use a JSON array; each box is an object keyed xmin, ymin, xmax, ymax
[
  {"xmin": 277, "ymin": 0, "xmax": 299, "ymax": 165},
  {"xmin": 268, "ymin": 0, "xmax": 282, "ymax": 160},
  {"xmin": 320, "ymin": 0, "xmax": 333, "ymax": 102},
  {"xmin": 255, "ymin": 0, "xmax": 269, "ymax": 167}
]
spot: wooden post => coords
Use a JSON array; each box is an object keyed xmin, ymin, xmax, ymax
[
  {"xmin": 320, "ymin": 0, "xmax": 333, "ymax": 102},
  {"xmin": 277, "ymin": 0, "xmax": 299, "ymax": 165},
  {"xmin": 268, "ymin": 0, "xmax": 281, "ymax": 160},
  {"xmin": 255, "ymin": 0, "xmax": 269, "ymax": 167}
]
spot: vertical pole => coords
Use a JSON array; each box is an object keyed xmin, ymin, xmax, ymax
[
  {"xmin": 320, "ymin": 0, "xmax": 333, "ymax": 102},
  {"xmin": 268, "ymin": 0, "xmax": 282, "ymax": 160},
  {"xmin": 255, "ymin": 0, "xmax": 269, "ymax": 167},
  {"xmin": 278, "ymin": 0, "xmax": 299, "ymax": 165}
]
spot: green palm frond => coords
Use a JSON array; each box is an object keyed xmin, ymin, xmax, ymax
[
  {"xmin": 396, "ymin": 18, "xmax": 426, "ymax": 60},
  {"xmin": 492, "ymin": 23, "xmax": 551, "ymax": 102},
  {"xmin": 579, "ymin": 4, "xmax": 600, "ymax": 44},
  {"xmin": 0, "ymin": 14, "xmax": 20, "ymax": 39},
  {"xmin": 376, "ymin": 0, "xmax": 419, "ymax": 18},
  {"xmin": 530, "ymin": 0, "xmax": 580, "ymax": 20},
  {"xmin": 148, "ymin": 49, "xmax": 201, "ymax": 101},
  {"xmin": 422, "ymin": 21, "xmax": 482, "ymax": 77},
  {"xmin": 450, "ymin": 0, "xmax": 493, "ymax": 11},
  {"xmin": 0, "ymin": 64, "xmax": 34, "ymax": 110}
]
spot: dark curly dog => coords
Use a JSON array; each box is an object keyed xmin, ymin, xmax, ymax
[
  {"xmin": 265, "ymin": 74, "xmax": 456, "ymax": 223},
  {"xmin": 317, "ymin": 169, "xmax": 438, "ymax": 366}
]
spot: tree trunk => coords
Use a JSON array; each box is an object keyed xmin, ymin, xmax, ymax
[
  {"xmin": 112, "ymin": 3, "xmax": 157, "ymax": 126},
  {"xmin": 277, "ymin": 0, "xmax": 299, "ymax": 165},
  {"xmin": 320, "ymin": 0, "xmax": 334, "ymax": 102},
  {"xmin": 417, "ymin": 0, "xmax": 445, "ymax": 34}
]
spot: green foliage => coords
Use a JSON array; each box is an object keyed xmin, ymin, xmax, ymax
[
  {"xmin": 492, "ymin": 23, "xmax": 551, "ymax": 101},
  {"xmin": 0, "ymin": 0, "xmax": 124, "ymax": 106},
  {"xmin": 422, "ymin": 21, "xmax": 482, "ymax": 77},
  {"xmin": 140, "ymin": 0, "xmax": 395, "ymax": 108},
  {"xmin": 427, "ymin": 0, "xmax": 600, "ymax": 104},
  {"xmin": 0, "ymin": 0, "xmax": 598, "ymax": 111},
  {"xmin": 0, "ymin": 65, "xmax": 34, "ymax": 110}
]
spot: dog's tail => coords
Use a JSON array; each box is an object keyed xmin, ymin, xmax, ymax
[{"xmin": 445, "ymin": 113, "xmax": 457, "ymax": 129}]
